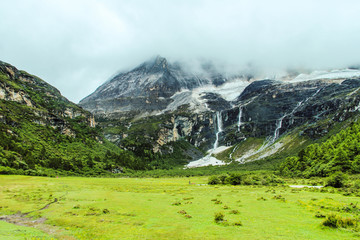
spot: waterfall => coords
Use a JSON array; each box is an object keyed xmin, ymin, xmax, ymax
[
  {"xmin": 312, "ymin": 88, "xmax": 322, "ymax": 98},
  {"xmin": 185, "ymin": 111, "xmax": 227, "ymax": 168},
  {"xmin": 238, "ymin": 106, "xmax": 242, "ymax": 132},
  {"xmin": 213, "ymin": 111, "xmax": 223, "ymax": 149},
  {"xmin": 272, "ymin": 87, "xmax": 323, "ymax": 142},
  {"xmin": 228, "ymin": 107, "xmax": 243, "ymax": 159},
  {"xmin": 217, "ymin": 111, "xmax": 223, "ymax": 132},
  {"xmin": 272, "ymin": 115, "xmax": 285, "ymax": 142}
]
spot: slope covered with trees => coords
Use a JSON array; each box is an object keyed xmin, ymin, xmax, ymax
[
  {"xmin": 0, "ymin": 61, "xmax": 145, "ymax": 176},
  {"xmin": 279, "ymin": 118, "xmax": 360, "ymax": 177}
]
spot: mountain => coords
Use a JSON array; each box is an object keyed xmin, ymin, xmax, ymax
[
  {"xmin": 0, "ymin": 60, "xmax": 144, "ymax": 176},
  {"xmin": 79, "ymin": 56, "xmax": 360, "ymax": 170},
  {"xmin": 79, "ymin": 56, "xmax": 239, "ymax": 117},
  {"xmin": 2, "ymin": 56, "xmax": 360, "ymax": 176}
]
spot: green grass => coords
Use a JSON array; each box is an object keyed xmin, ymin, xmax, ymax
[
  {"xmin": 0, "ymin": 220, "xmax": 53, "ymax": 240},
  {"xmin": 0, "ymin": 175, "xmax": 360, "ymax": 239}
]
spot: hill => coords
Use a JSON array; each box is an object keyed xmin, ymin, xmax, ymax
[{"xmin": 0, "ymin": 61, "xmax": 143, "ymax": 176}]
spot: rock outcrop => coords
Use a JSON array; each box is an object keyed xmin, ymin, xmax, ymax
[{"xmin": 0, "ymin": 61, "xmax": 96, "ymax": 137}]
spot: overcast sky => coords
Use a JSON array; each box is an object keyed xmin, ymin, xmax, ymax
[{"xmin": 1, "ymin": 0, "xmax": 360, "ymax": 103}]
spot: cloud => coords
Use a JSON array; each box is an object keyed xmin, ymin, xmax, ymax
[{"xmin": 1, "ymin": 0, "xmax": 360, "ymax": 102}]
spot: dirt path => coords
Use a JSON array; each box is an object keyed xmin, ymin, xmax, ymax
[{"xmin": 0, "ymin": 195, "xmax": 75, "ymax": 239}]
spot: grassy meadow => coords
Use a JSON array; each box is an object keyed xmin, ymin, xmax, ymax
[{"xmin": 0, "ymin": 175, "xmax": 360, "ymax": 239}]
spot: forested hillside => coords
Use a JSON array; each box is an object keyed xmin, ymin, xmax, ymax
[
  {"xmin": 0, "ymin": 61, "xmax": 145, "ymax": 176},
  {"xmin": 279, "ymin": 118, "xmax": 360, "ymax": 177}
]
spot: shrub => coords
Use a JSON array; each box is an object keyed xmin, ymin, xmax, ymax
[
  {"xmin": 352, "ymin": 180, "xmax": 360, "ymax": 189},
  {"xmin": 326, "ymin": 172, "xmax": 348, "ymax": 188},
  {"xmin": 178, "ymin": 210, "xmax": 187, "ymax": 215},
  {"xmin": 322, "ymin": 214, "xmax": 357, "ymax": 229},
  {"xmin": 227, "ymin": 173, "xmax": 243, "ymax": 185},
  {"xmin": 218, "ymin": 174, "xmax": 229, "ymax": 184},
  {"xmin": 230, "ymin": 210, "xmax": 240, "ymax": 214},
  {"xmin": 315, "ymin": 212, "xmax": 326, "ymax": 218},
  {"xmin": 322, "ymin": 214, "xmax": 338, "ymax": 228},
  {"xmin": 272, "ymin": 195, "xmax": 285, "ymax": 201},
  {"xmin": 257, "ymin": 197, "xmax": 267, "ymax": 201},
  {"xmin": 268, "ymin": 174, "xmax": 285, "ymax": 185},
  {"xmin": 214, "ymin": 212, "xmax": 225, "ymax": 223},
  {"xmin": 0, "ymin": 166, "xmax": 17, "ymax": 174},
  {"xmin": 233, "ymin": 221, "xmax": 242, "ymax": 226},
  {"xmin": 183, "ymin": 197, "xmax": 194, "ymax": 200},
  {"xmin": 208, "ymin": 176, "xmax": 220, "ymax": 185},
  {"xmin": 242, "ymin": 175, "xmax": 255, "ymax": 185},
  {"xmin": 172, "ymin": 201, "xmax": 181, "ymax": 206}
]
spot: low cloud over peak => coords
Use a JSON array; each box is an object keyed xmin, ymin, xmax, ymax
[{"xmin": 1, "ymin": 0, "xmax": 359, "ymax": 102}]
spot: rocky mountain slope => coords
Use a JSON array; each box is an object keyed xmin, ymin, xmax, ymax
[
  {"xmin": 0, "ymin": 61, "xmax": 143, "ymax": 175},
  {"xmin": 79, "ymin": 56, "xmax": 247, "ymax": 117},
  {"xmin": 80, "ymin": 56, "xmax": 360, "ymax": 168}
]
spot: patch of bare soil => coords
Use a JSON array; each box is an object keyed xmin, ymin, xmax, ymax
[{"xmin": 0, "ymin": 197, "xmax": 76, "ymax": 239}]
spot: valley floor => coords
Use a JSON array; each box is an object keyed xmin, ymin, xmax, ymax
[{"xmin": 0, "ymin": 175, "xmax": 359, "ymax": 239}]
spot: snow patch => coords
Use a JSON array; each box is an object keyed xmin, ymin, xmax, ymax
[
  {"xmin": 212, "ymin": 145, "xmax": 231, "ymax": 154},
  {"xmin": 291, "ymin": 69, "xmax": 360, "ymax": 82},
  {"xmin": 161, "ymin": 78, "xmax": 250, "ymax": 113},
  {"xmin": 185, "ymin": 145, "xmax": 230, "ymax": 168},
  {"xmin": 186, "ymin": 155, "xmax": 226, "ymax": 168},
  {"xmin": 235, "ymin": 141, "xmax": 283, "ymax": 163}
]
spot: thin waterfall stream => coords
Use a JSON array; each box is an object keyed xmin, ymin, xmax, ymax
[
  {"xmin": 229, "ymin": 106, "xmax": 243, "ymax": 160},
  {"xmin": 186, "ymin": 111, "xmax": 226, "ymax": 168},
  {"xmin": 213, "ymin": 111, "xmax": 223, "ymax": 149}
]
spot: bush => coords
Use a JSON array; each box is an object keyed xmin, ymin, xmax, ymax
[
  {"xmin": 230, "ymin": 210, "xmax": 240, "ymax": 214},
  {"xmin": 171, "ymin": 201, "xmax": 181, "ymax": 206},
  {"xmin": 218, "ymin": 174, "xmax": 229, "ymax": 184},
  {"xmin": 315, "ymin": 212, "xmax": 326, "ymax": 218},
  {"xmin": 227, "ymin": 173, "xmax": 243, "ymax": 185},
  {"xmin": 233, "ymin": 221, "xmax": 242, "ymax": 226},
  {"xmin": 214, "ymin": 212, "xmax": 225, "ymax": 223},
  {"xmin": 322, "ymin": 214, "xmax": 339, "ymax": 228},
  {"xmin": 326, "ymin": 172, "xmax": 348, "ymax": 188},
  {"xmin": 208, "ymin": 173, "xmax": 284, "ymax": 186},
  {"xmin": 351, "ymin": 180, "xmax": 360, "ymax": 189},
  {"xmin": 0, "ymin": 166, "xmax": 16, "ymax": 174},
  {"xmin": 178, "ymin": 210, "xmax": 187, "ymax": 215},
  {"xmin": 322, "ymin": 214, "xmax": 357, "ymax": 229},
  {"xmin": 208, "ymin": 176, "xmax": 220, "ymax": 185}
]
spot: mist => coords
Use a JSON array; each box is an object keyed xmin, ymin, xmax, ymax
[{"xmin": 1, "ymin": 0, "xmax": 360, "ymax": 102}]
